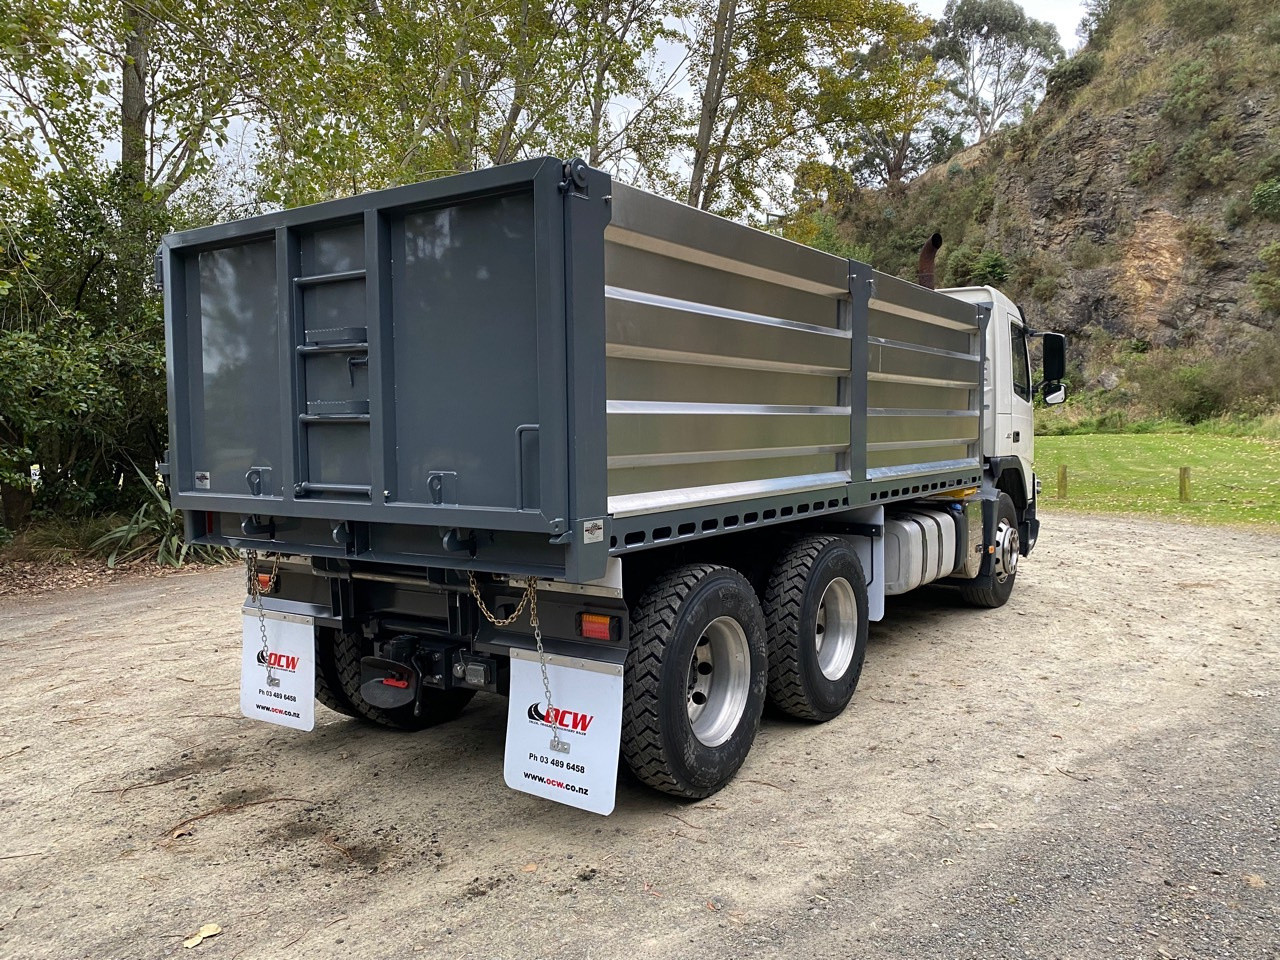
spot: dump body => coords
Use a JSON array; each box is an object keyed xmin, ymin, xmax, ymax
[{"xmin": 163, "ymin": 158, "xmax": 984, "ymax": 583}]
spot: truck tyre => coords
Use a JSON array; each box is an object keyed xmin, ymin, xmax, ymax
[
  {"xmin": 314, "ymin": 628, "xmax": 359, "ymax": 718},
  {"xmin": 762, "ymin": 536, "xmax": 869, "ymax": 722},
  {"xmin": 327, "ymin": 630, "xmax": 475, "ymax": 731},
  {"xmin": 622, "ymin": 564, "xmax": 768, "ymax": 799},
  {"xmin": 962, "ymin": 492, "xmax": 1019, "ymax": 609}
]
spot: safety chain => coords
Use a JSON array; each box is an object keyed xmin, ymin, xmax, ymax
[
  {"xmin": 467, "ymin": 572, "xmax": 566, "ymax": 754},
  {"xmin": 246, "ymin": 551, "xmax": 281, "ymax": 688}
]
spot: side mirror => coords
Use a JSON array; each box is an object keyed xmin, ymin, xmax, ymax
[
  {"xmin": 1043, "ymin": 382, "xmax": 1067, "ymax": 405},
  {"xmin": 1042, "ymin": 332, "xmax": 1066, "ymax": 383}
]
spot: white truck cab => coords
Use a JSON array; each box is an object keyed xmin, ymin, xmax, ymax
[{"xmin": 941, "ymin": 284, "xmax": 1067, "ymax": 559}]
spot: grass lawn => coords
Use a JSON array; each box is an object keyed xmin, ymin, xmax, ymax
[{"xmin": 1034, "ymin": 434, "xmax": 1280, "ymax": 528}]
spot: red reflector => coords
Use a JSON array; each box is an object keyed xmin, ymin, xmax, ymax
[
  {"xmin": 579, "ymin": 613, "xmax": 614, "ymax": 641},
  {"xmin": 256, "ymin": 574, "xmax": 273, "ymax": 592},
  {"xmin": 380, "ymin": 677, "xmax": 409, "ymax": 689}
]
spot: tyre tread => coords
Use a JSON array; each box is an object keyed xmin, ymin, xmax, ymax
[
  {"xmin": 762, "ymin": 536, "xmax": 838, "ymax": 721},
  {"xmin": 622, "ymin": 564, "xmax": 739, "ymax": 799}
]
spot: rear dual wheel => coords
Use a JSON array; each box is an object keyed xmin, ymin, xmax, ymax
[
  {"xmin": 762, "ymin": 536, "xmax": 869, "ymax": 722},
  {"xmin": 622, "ymin": 565, "xmax": 769, "ymax": 799}
]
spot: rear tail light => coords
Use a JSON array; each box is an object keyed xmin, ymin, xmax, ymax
[
  {"xmin": 577, "ymin": 612, "xmax": 618, "ymax": 642},
  {"xmin": 256, "ymin": 573, "xmax": 274, "ymax": 593}
]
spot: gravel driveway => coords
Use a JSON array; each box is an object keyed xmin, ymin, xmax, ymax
[{"xmin": 1, "ymin": 513, "xmax": 1276, "ymax": 960}]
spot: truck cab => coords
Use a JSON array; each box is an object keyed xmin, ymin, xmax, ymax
[{"xmin": 941, "ymin": 285, "xmax": 1067, "ymax": 557}]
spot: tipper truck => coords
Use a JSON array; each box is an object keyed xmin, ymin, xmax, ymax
[{"xmin": 161, "ymin": 157, "xmax": 1067, "ymax": 814}]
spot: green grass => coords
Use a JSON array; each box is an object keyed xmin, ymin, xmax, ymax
[{"xmin": 1035, "ymin": 434, "xmax": 1280, "ymax": 527}]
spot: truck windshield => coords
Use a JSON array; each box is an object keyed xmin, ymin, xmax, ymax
[{"xmin": 1011, "ymin": 323, "xmax": 1031, "ymax": 401}]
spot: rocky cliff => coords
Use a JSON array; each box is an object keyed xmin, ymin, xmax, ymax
[{"xmin": 823, "ymin": 0, "xmax": 1280, "ymax": 399}]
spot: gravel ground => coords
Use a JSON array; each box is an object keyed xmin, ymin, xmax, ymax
[{"xmin": 0, "ymin": 512, "xmax": 1276, "ymax": 960}]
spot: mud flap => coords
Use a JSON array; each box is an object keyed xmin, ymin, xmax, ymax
[{"xmin": 503, "ymin": 649, "xmax": 623, "ymax": 815}]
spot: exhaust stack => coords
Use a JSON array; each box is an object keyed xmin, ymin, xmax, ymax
[{"xmin": 917, "ymin": 233, "xmax": 943, "ymax": 290}]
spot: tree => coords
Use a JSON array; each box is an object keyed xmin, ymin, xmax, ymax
[
  {"xmin": 248, "ymin": 0, "xmax": 682, "ymax": 207},
  {"xmin": 0, "ymin": 0, "xmax": 259, "ymax": 526},
  {"xmin": 835, "ymin": 39, "xmax": 960, "ymax": 189},
  {"xmin": 680, "ymin": 0, "xmax": 935, "ymax": 215},
  {"xmin": 934, "ymin": 0, "xmax": 1063, "ymax": 142}
]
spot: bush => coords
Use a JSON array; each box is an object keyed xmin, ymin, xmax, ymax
[
  {"xmin": 90, "ymin": 466, "xmax": 231, "ymax": 567},
  {"xmin": 1131, "ymin": 354, "xmax": 1223, "ymax": 423},
  {"xmin": 1250, "ymin": 178, "xmax": 1280, "ymax": 220},
  {"xmin": 1067, "ymin": 237, "xmax": 1115, "ymax": 269},
  {"xmin": 1160, "ymin": 60, "xmax": 1220, "ymax": 124},
  {"xmin": 1250, "ymin": 242, "xmax": 1280, "ymax": 314},
  {"xmin": 1128, "ymin": 143, "xmax": 1166, "ymax": 184},
  {"xmin": 1167, "ymin": 0, "xmax": 1235, "ymax": 40},
  {"xmin": 1224, "ymin": 194, "xmax": 1253, "ymax": 229},
  {"xmin": 1179, "ymin": 219, "xmax": 1229, "ymax": 270},
  {"xmin": 971, "ymin": 250, "xmax": 1009, "ymax": 285},
  {"xmin": 1173, "ymin": 129, "xmax": 1236, "ymax": 196},
  {"xmin": 1046, "ymin": 51, "xmax": 1103, "ymax": 100}
]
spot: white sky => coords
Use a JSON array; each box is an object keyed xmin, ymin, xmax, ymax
[{"xmin": 913, "ymin": 0, "xmax": 1088, "ymax": 52}]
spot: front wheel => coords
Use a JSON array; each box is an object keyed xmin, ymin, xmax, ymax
[
  {"xmin": 961, "ymin": 492, "xmax": 1020, "ymax": 609},
  {"xmin": 622, "ymin": 564, "xmax": 768, "ymax": 799}
]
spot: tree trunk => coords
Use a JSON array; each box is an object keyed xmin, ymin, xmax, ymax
[
  {"xmin": 118, "ymin": 3, "xmax": 151, "ymax": 317},
  {"xmin": 687, "ymin": 0, "xmax": 736, "ymax": 208},
  {"xmin": 0, "ymin": 481, "xmax": 34, "ymax": 531}
]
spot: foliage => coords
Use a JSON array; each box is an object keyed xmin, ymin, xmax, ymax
[
  {"xmin": 680, "ymin": 0, "xmax": 935, "ymax": 214},
  {"xmin": 782, "ymin": 212, "xmax": 873, "ymax": 261},
  {"xmin": 1036, "ymin": 433, "xmax": 1280, "ymax": 527},
  {"xmin": 833, "ymin": 38, "xmax": 958, "ymax": 189},
  {"xmin": 1250, "ymin": 242, "xmax": 1280, "ymax": 313},
  {"xmin": 1250, "ymin": 179, "xmax": 1280, "ymax": 220},
  {"xmin": 1178, "ymin": 220, "xmax": 1229, "ymax": 270},
  {"xmin": 1159, "ymin": 59, "xmax": 1223, "ymax": 125},
  {"xmin": 1172, "ymin": 121, "xmax": 1237, "ymax": 197},
  {"xmin": 1066, "ymin": 237, "xmax": 1115, "ymax": 270},
  {"xmin": 1045, "ymin": 51, "xmax": 1102, "ymax": 101},
  {"xmin": 933, "ymin": 0, "xmax": 1064, "ymax": 141},
  {"xmin": 943, "ymin": 244, "xmax": 1007, "ymax": 285},
  {"xmin": 1166, "ymin": 0, "xmax": 1235, "ymax": 41},
  {"xmin": 1127, "ymin": 143, "xmax": 1166, "ymax": 184},
  {"xmin": 91, "ymin": 465, "xmax": 231, "ymax": 567}
]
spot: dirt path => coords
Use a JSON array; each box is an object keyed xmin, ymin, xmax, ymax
[{"xmin": 1, "ymin": 513, "xmax": 1277, "ymax": 960}]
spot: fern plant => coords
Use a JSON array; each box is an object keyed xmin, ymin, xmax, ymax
[{"xmin": 91, "ymin": 465, "xmax": 232, "ymax": 568}]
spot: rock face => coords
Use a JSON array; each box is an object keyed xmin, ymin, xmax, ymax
[
  {"xmin": 850, "ymin": 6, "xmax": 1280, "ymax": 371},
  {"xmin": 990, "ymin": 86, "xmax": 1278, "ymax": 351}
]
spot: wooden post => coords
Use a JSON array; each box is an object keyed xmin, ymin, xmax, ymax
[
  {"xmin": 1057, "ymin": 464, "xmax": 1067, "ymax": 500},
  {"xmin": 1179, "ymin": 466, "xmax": 1191, "ymax": 502}
]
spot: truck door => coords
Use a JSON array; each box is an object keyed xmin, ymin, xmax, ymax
[{"xmin": 1009, "ymin": 315, "xmax": 1034, "ymax": 466}]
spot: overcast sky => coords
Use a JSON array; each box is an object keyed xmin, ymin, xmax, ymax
[{"xmin": 913, "ymin": 0, "xmax": 1088, "ymax": 52}]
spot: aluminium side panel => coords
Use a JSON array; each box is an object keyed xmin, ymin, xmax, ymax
[
  {"xmin": 862, "ymin": 269, "xmax": 984, "ymax": 484},
  {"xmin": 602, "ymin": 184, "xmax": 855, "ymax": 519}
]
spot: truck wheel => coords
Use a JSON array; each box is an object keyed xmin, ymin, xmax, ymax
[
  {"xmin": 327, "ymin": 630, "xmax": 475, "ymax": 731},
  {"xmin": 622, "ymin": 564, "xmax": 768, "ymax": 799},
  {"xmin": 314, "ymin": 628, "xmax": 359, "ymax": 718},
  {"xmin": 962, "ymin": 492, "xmax": 1020, "ymax": 609},
  {"xmin": 762, "ymin": 536, "xmax": 869, "ymax": 721}
]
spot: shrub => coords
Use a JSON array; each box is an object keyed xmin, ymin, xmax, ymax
[
  {"xmin": 1250, "ymin": 241, "xmax": 1280, "ymax": 314},
  {"xmin": 1250, "ymin": 178, "xmax": 1280, "ymax": 220},
  {"xmin": 1160, "ymin": 60, "xmax": 1220, "ymax": 124},
  {"xmin": 1167, "ymin": 0, "xmax": 1235, "ymax": 40},
  {"xmin": 971, "ymin": 250, "xmax": 1009, "ymax": 285},
  {"xmin": 1129, "ymin": 143, "xmax": 1166, "ymax": 184},
  {"xmin": 1224, "ymin": 194, "xmax": 1253, "ymax": 229},
  {"xmin": 1179, "ymin": 219, "xmax": 1229, "ymax": 270},
  {"xmin": 1173, "ymin": 130, "xmax": 1236, "ymax": 196},
  {"xmin": 1046, "ymin": 51, "xmax": 1103, "ymax": 100},
  {"xmin": 1131, "ymin": 353, "xmax": 1223, "ymax": 423},
  {"xmin": 1067, "ymin": 237, "xmax": 1115, "ymax": 269},
  {"xmin": 1263, "ymin": 13, "xmax": 1280, "ymax": 46}
]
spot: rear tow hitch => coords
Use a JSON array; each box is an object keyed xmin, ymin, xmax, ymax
[{"xmin": 359, "ymin": 635, "xmax": 469, "ymax": 713}]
